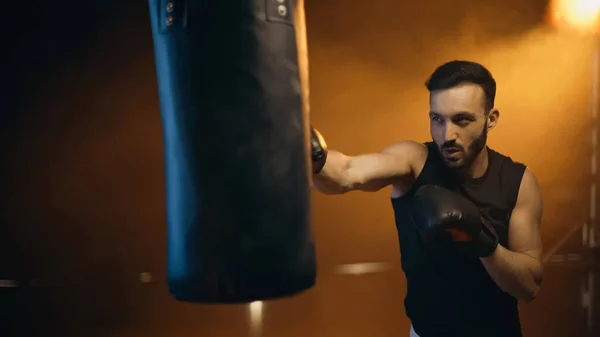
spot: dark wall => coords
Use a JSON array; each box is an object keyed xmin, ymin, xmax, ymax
[{"xmin": 1, "ymin": 0, "xmax": 595, "ymax": 336}]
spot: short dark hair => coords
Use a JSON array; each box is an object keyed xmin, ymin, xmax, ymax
[{"xmin": 425, "ymin": 60, "xmax": 496, "ymax": 112}]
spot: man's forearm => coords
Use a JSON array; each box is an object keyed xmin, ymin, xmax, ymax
[
  {"xmin": 480, "ymin": 245, "xmax": 543, "ymax": 301},
  {"xmin": 312, "ymin": 151, "xmax": 352, "ymax": 194}
]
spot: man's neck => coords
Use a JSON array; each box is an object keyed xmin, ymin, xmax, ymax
[{"xmin": 467, "ymin": 147, "xmax": 489, "ymax": 179}]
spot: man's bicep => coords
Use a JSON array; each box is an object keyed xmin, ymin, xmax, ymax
[
  {"xmin": 346, "ymin": 141, "xmax": 425, "ymax": 191},
  {"xmin": 508, "ymin": 168, "xmax": 544, "ymax": 260}
]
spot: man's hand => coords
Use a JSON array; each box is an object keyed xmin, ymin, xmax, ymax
[
  {"xmin": 411, "ymin": 184, "xmax": 498, "ymax": 257},
  {"xmin": 411, "ymin": 173, "xmax": 544, "ymax": 301}
]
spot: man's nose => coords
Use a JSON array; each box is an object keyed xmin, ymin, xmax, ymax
[{"xmin": 444, "ymin": 123, "xmax": 459, "ymax": 143}]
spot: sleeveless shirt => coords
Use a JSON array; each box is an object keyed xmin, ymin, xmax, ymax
[{"xmin": 391, "ymin": 142, "xmax": 527, "ymax": 337}]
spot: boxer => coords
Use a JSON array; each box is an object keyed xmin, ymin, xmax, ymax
[{"xmin": 311, "ymin": 60, "xmax": 543, "ymax": 337}]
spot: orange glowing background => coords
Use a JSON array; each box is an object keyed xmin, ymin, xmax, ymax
[
  {"xmin": 2, "ymin": 0, "xmax": 600, "ymax": 336},
  {"xmin": 548, "ymin": 0, "xmax": 600, "ymax": 33}
]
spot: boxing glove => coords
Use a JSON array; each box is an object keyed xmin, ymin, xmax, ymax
[
  {"xmin": 411, "ymin": 185, "xmax": 499, "ymax": 257},
  {"xmin": 311, "ymin": 127, "xmax": 328, "ymax": 173}
]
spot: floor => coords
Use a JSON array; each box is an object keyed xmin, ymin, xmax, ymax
[{"xmin": 4, "ymin": 229, "xmax": 600, "ymax": 337}]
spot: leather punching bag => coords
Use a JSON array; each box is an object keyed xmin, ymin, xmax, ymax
[{"xmin": 148, "ymin": 0, "xmax": 316, "ymax": 303}]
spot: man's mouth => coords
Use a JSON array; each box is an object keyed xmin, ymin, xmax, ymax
[
  {"xmin": 442, "ymin": 147, "xmax": 462, "ymax": 159},
  {"xmin": 443, "ymin": 147, "xmax": 460, "ymax": 153}
]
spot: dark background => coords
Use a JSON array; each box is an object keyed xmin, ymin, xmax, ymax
[{"xmin": 1, "ymin": 0, "xmax": 598, "ymax": 336}]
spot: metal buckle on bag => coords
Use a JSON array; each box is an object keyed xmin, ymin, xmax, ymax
[
  {"xmin": 159, "ymin": 0, "xmax": 188, "ymax": 33},
  {"xmin": 266, "ymin": 0, "xmax": 293, "ymax": 25}
]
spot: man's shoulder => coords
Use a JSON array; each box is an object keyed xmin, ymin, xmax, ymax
[
  {"xmin": 488, "ymin": 147, "xmax": 528, "ymax": 182},
  {"xmin": 489, "ymin": 147, "xmax": 526, "ymax": 168},
  {"xmin": 381, "ymin": 140, "xmax": 429, "ymax": 158},
  {"xmin": 381, "ymin": 141, "xmax": 432, "ymax": 186},
  {"xmin": 488, "ymin": 147, "xmax": 532, "ymax": 210}
]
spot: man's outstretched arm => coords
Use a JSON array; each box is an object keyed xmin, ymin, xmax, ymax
[{"xmin": 310, "ymin": 128, "xmax": 426, "ymax": 195}]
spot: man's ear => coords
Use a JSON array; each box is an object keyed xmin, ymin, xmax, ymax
[{"xmin": 487, "ymin": 108, "xmax": 499, "ymax": 130}]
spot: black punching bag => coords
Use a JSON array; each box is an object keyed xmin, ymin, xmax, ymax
[{"xmin": 148, "ymin": 0, "xmax": 316, "ymax": 303}]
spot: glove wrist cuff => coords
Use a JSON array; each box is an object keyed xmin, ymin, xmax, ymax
[
  {"xmin": 475, "ymin": 219, "xmax": 499, "ymax": 257},
  {"xmin": 475, "ymin": 236, "xmax": 498, "ymax": 257},
  {"xmin": 311, "ymin": 128, "xmax": 328, "ymax": 173},
  {"xmin": 312, "ymin": 152, "xmax": 327, "ymax": 173}
]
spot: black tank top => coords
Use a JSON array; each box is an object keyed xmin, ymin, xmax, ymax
[{"xmin": 391, "ymin": 142, "xmax": 526, "ymax": 337}]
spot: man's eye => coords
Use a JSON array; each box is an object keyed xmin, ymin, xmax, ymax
[{"xmin": 454, "ymin": 117, "xmax": 471, "ymax": 125}]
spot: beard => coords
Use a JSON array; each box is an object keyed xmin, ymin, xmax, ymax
[{"xmin": 437, "ymin": 121, "xmax": 488, "ymax": 172}]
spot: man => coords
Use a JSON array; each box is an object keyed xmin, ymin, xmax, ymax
[{"xmin": 311, "ymin": 60, "xmax": 543, "ymax": 337}]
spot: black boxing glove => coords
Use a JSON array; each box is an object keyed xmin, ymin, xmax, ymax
[
  {"xmin": 411, "ymin": 184, "xmax": 499, "ymax": 258},
  {"xmin": 311, "ymin": 127, "xmax": 328, "ymax": 173}
]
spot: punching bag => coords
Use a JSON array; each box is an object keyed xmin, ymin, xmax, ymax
[{"xmin": 148, "ymin": 0, "xmax": 316, "ymax": 303}]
